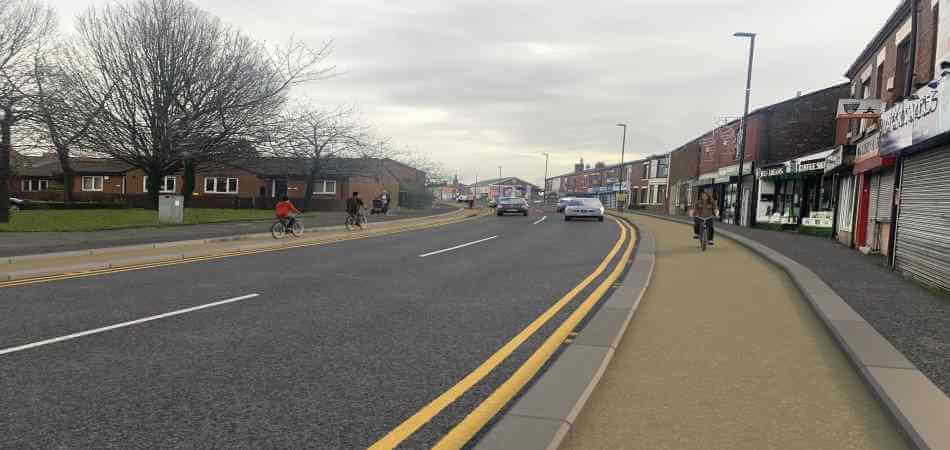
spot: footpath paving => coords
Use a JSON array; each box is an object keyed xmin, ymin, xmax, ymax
[
  {"xmin": 637, "ymin": 210, "xmax": 950, "ymax": 398},
  {"xmin": 0, "ymin": 206, "xmax": 455, "ymax": 258},
  {"xmin": 561, "ymin": 213, "xmax": 908, "ymax": 450}
]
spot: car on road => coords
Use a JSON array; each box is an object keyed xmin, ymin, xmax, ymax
[
  {"xmin": 9, "ymin": 197, "xmax": 24, "ymax": 211},
  {"xmin": 496, "ymin": 197, "xmax": 529, "ymax": 216},
  {"xmin": 564, "ymin": 198, "xmax": 605, "ymax": 221},
  {"xmin": 556, "ymin": 197, "xmax": 576, "ymax": 212}
]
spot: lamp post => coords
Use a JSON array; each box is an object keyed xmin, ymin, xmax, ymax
[
  {"xmin": 733, "ymin": 32, "xmax": 755, "ymax": 227},
  {"xmin": 616, "ymin": 123, "xmax": 627, "ymax": 213},
  {"xmin": 497, "ymin": 165, "xmax": 502, "ymax": 199},
  {"xmin": 540, "ymin": 152, "xmax": 549, "ymax": 204}
]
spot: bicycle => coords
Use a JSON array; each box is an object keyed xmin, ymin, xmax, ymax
[
  {"xmin": 271, "ymin": 215, "xmax": 304, "ymax": 239},
  {"xmin": 344, "ymin": 208, "xmax": 367, "ymax": 231},
  {"xmin": 696, "ymin": 216, "xmax": 714, "ymax": 251}
]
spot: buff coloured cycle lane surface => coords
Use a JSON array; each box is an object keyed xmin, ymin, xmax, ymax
[{"xmin": 561, "ymin": 214, "xmax": 908, "ymax": 450}]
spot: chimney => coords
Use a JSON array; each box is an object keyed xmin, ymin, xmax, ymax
[{"xmin": 796, "ymin": 91, "xmax": 802, "ymax": 97}]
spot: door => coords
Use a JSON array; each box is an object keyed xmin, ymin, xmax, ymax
[
  {"xmin": 275, "ymin": 178, "xmax": 288, "ymax": 198},
  {"xmin": 894, "ymin": 147, "xmax": 950, "ymax": 292},
  {"xmin": 866, "ymin": 174, "xmax": 881, "ymax": 249}
]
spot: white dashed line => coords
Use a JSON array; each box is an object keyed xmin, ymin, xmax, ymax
[
  {"xmin": 419, "ymin": 236, "xmax": 498, "ymax": 258},
  {"xmin": 533, "ymin": 216, "xmax": 547, "ymax": 225},
  {"xmin": 0, "ymin": 293, "xmax": 261, "ymax": 357}
]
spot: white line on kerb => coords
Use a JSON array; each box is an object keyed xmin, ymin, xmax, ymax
[
  {"xmin": 533, "ymin": 216, "xmax": 547, "ymax": 225},
  {"xmin": 0, "ymin": 293, "xmax": 261, "ymax": 357},
  {"xmin": 419, "ymin": 236, "xmax": 498, "ymax": 258}
]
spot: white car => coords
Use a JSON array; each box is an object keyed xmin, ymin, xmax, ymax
[
  {"xmin": 564, "ymin": 198, "xmax": 605, "ymax": 222},
  {"xmin": 556, "ymin": 197, "xmax": 576, "ymax": 212}
]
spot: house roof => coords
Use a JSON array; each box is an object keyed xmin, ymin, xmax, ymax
[
  {"xmin": 471, "ymin": 177, "xmax": 541, "ymax": 189},
  {"xmin": 223, "ymin": 157, "xmax": 399, "ymax": 179}
]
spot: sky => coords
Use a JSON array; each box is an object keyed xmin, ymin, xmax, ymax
[{"xmin": 51, "ymin": 0, "xmax": 904, "ymax": 186}]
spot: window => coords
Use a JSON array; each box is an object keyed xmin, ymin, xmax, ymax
[
  {"xmin": 860, "ymin": 78, "xmax": 872, "ymax": 134},
  {"xmin": 649, "ymin": 185, "xmax": 656, "ymax": 204},
  {"xmin": 82, "ymin": 176, "xmax": 103, "ymax": 192},
  {"xmin": 657, "ymin": 184, "xmax": 666, "ymax": 204},
  {"xmin": 640, "ymin": 188, "xmax": 647, "ymax": 204},
  {"xmin": 642, "ymin": 163, "xmax": 650, "ymax": 179},
  {"xmin": 21, "ymin": 178, "xmax": 48, "ymax": 192},
  {"xmin": 144, "ymin": 176, "xmax": 176, "ymax": 193},
  {"xmin": 204, "ymin": 176, "xmax": 239, "ymax": 194},
  {"xmin": 896, "ymin": 39, "xmax": 911, "ymax": 97},
  {"xmin": 657, "ymin": 158, "xmax": 669, "ymax": 178},
  {"xmin": 312, "ymin": 180, "xmax": 337, "ymax": 195}
]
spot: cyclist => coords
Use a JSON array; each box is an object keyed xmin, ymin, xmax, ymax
[
  {"xmin": 691, "ymin": 191, "xmax": 718, "ymax": 245},
  {"xmin": 275, "ymin": 195, "xmax": 301, "ymax": 230},
  {"xmin": 346, "ymin": 191, "xmax": 365, "ymax": 228}
]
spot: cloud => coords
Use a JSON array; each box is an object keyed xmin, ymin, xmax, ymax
[{"xmin": 53, "ymin": 0, "xmax": 901, "ymax": 184}]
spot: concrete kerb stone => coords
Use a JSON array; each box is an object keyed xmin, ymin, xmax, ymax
[
  {"xmin": 476, "ymin": 214, "xmax": 656, "ymax": 450},
  {"xmin": 4, "ymin": 207, "xmax": 466, "ymax": 264},
  {"xmin": 628, "ymin": 210, "xmax": 950, "ymax": 450}
]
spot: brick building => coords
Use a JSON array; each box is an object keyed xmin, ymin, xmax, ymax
[{"xmin": 667, "ymin": 140, "xmax": 702, "ymax": 216}]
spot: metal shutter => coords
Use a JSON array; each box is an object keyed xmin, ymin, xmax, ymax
[
  {"xmin": 866, "ymin": 174, "xmax": 880, "ymax": 249},
  {"xmin": 894, "ymin": 147, "xmax": 950, "ymax": 292},
  {"xmin": 877, "ymin": 169, "xmax": 895, "ymax": 222}
]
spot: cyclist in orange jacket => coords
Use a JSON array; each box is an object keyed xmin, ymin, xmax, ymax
[{"xmin": 275, "ymin": 195, "xmax": 301, "ymax": 229}]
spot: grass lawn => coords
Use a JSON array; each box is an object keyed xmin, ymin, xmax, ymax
[{"xmin": 0, "ymin": 208, "xmax": 282, "ymax": 232}]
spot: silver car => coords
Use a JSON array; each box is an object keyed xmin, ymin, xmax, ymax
[
  {"xmin": 564, "ymin": 198, "xmax": 605, "ymax": 222},
  {"xmin": 556, "ymin": 197, "xmax": 576, "ymax": 212},
  {"xmin": 497, "ymin": 197, "xmax": 529, "ymax": 216}
]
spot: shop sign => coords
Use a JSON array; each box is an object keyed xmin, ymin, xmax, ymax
[
  {"xmin": 855, "ymin": 131, "xmax": 880, "ymax": 163},
  {"xmin": 797, "ymin": 158, "xmax": 826, "ymax": 172},
  {"xmin": 823, "ymin": 146, "xmax": 854, "ymax": 173},
  {"xmin": 880, "ymin": 84, "xmax": 941, "ymax": 156},
  {"xmin": 836, "ymin": 99, "xmax": 883, "ymax": 119},
  {"xmin": 757, "ymin": 165, "xmax": 787, "ymax": 177}
]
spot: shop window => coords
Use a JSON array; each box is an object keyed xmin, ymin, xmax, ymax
[{"xmin": 896, "ymin": 39, "xmax": 911, "ymax": 98}]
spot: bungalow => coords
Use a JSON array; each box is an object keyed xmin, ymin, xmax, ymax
[{"xmin": 9, "ymin": 155, "xmax": 426, "ymax": 211}]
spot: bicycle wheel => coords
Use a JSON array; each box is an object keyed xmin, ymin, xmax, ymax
[
  {"xmin": 345, "ymin": 215, "xmax": 354, "ymax": 231},
  {"xmin": 700, "ymin": 223, "xmax": 708, "ymax": 252},
  {"xmin": 290, "ymin": 220, "xmax": 304, "ymax": 237},
  {"xmin": 271, "ymin": 221, "xmax": 286, "ymax": 239}
]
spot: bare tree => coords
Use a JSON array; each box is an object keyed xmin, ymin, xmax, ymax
[
  {"xmin": 75, "ymin": 0, "xmax": 332, "ymax": 209},
  {"xmin": 268, "ymin": 105, "xmax": 365, "ymax": 211},
  {"xmin": 30, "ymin": 42, "xmax": 113, "ymax": 201},
  {"xmin": 0, "ymin": 0, "xmax": 55, "ymax": 222}
]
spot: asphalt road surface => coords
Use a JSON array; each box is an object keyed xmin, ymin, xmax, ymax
[
  {"xmin": 0, "ymin": 205, "xmax": 455, "ymax": 258},
  {"xmin": 0, "ymin": 207, "xmax": 624, "ymax": 448}
]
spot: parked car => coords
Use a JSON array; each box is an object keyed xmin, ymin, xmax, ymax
[
  {"xmin": 496, "ymin": 197, "xmax": 529, "ymax": 216},
  {"xmin": 556, "ymin": 197, "xmax": 576, "ymax": 212},
  {"xmin": 564, "ymin": 198, "xmax": 605, "ymax": 222},
  {"xmin": 8, "ymin": 197, "xmax": 24, "ymax": 211}
]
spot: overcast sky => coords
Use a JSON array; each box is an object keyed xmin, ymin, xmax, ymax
[{"xmin": 53, "ymin": 0, "xmax": 902, "ymax": 185}]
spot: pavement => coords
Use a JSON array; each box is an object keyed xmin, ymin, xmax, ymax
[
  {"xmin": 561, "ymin": 213, "xmax": 907, "ymax": 450},
  {"xmin": 637, "ymin": 210, "xmax": 950, "ymax": 399},
  {"xmin": 0, "ymin": 205, "xmax": 455, "ymax": 258},
  {"xmin": 0, "ymin": 206, "xmax": 629, "ymax": 448}
]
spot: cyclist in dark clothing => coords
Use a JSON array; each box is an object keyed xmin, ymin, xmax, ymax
[{"xmin": 346, "ymin": 192, "xmax": 365, "ymax": 228}]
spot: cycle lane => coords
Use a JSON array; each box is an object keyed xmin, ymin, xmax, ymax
[{"xmin": 561, "ymin": 214, "xmax": 908, "ymax": 450}]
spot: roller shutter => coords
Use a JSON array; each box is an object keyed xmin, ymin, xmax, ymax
[{"xmin": 894, "ymin": 147, "xmax": 950, "ymax": 292}]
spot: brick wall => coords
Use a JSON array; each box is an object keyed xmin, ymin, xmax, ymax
[{"xmin": 757, "ymin": 84, "xmax": 850, "ymax": 164}]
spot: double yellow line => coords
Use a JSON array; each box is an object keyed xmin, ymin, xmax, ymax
[
  {"xmin": 0, "ymin": 212, "xmax": 482, "ymax": 289},
  {"xmin": 370, "ymin": 217, "xmax": 637, "ymax": 449}
]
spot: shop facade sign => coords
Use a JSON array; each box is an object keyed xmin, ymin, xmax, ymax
[
  {"xmin": 757, "ymin": 165, "xmax": 787, "ymax": 177},
  {"xmin": 836, "ymin": 99, "xmax": 883, "ymax": 119},
  {"xmin": 796, "ymin": 158, "xmax": 826, "ymax": 172},
  {"xmin": 855, "ymin": 131, "xmax": 880, "ymax": 163},
  {"xmin": 880, "ymin": 84, "xmax": 942, "ymax": 155},
  {"xmin": 824, "ymin": 145, "xmax": 854, "ymax": 173}
]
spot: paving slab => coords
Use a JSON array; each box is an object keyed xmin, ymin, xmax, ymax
[
  {"xmin": 864, "ymin": 366, "xmax": 950, "ymax": 450},
  {"xmin": 508, "ymin": 344, "xmax": 612, "ymax": 424},
  {"xmin": 475, "ymin": 415, "xmax": 567, "ymax": 450},
  {"xmin": 830, "ymin": 320, "xmax": 916, "ymax": 369},
  {"xmin": 572, "ymin": 308, "xmax": 632, "ymax": 349}
]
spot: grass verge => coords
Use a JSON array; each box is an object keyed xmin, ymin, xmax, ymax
[{"xmin": 1, "ymin": 208, "xmax": 280, "ymax": 232}]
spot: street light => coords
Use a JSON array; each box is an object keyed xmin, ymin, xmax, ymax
[
  {"xmin": 733, "ymin": 31, "xmax": 755, "ymax": 227},
  {"xmin": 540, "ymin": 152, "xmax": 549, "ymax": 204},
  {"xmin": 497, "ymin": 165, "xmax": 502, "ymax": 199},
  {"xmin": 616, "ymin": 123, "xmax": 627, "ymax": 213}
]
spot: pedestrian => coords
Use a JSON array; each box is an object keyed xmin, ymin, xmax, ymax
[{"xmin": 380, "ymin": 190, "xmax": 390, "ymax": 214}]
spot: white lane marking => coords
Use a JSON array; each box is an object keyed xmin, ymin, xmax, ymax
[
  {"xmin": 419, "ymin": 236, "xmax": 498, "ymax": 258},
  {"xmin": 533, "ymin": 216, "xmax": 547, "ymax": 225},
  {"xmin": 0, "ymin": 293, "xmax": 261, "ymax": 357}
]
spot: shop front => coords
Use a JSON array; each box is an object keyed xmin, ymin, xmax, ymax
[
  {"xmin": 755, "ymin": 148, "xmax": 836, "ymax": 234},
  {"xmin": 823, "ymin": 145, "xmax": 857, "ymax": 246},
  {"xmin": 852, "ymin": 131, "xmax": 896, "ymax": 254},
  {"xmin": 696, "ymin": 162, "xmax": 752, "ymax": 225}
]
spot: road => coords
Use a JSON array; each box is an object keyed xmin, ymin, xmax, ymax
[
  {"xmin": 0, "ymin": 207, "xmax": 625, "ymax": 448},
  {"xmin": 0, "ymin": 205, "xmax": 455, "ymax": 258}
]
